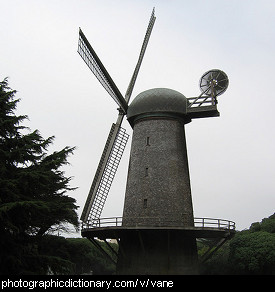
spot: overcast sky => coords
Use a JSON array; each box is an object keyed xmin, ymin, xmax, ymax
[{"xmin": 1, "ymin": 0, "xmax": 275, "ymax": 234}]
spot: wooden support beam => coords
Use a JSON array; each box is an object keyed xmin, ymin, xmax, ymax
[{"xmin": 88, "ymin": 238, "xmax": 116, "ymax": 265}]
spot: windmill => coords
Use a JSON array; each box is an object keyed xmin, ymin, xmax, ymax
[{"xmin": 78, "ymin": 8, "xmax": 235, "ymax": 274}]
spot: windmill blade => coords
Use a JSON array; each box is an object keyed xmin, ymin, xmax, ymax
[
  {"xmin": 81, "ymin": 122, "xmax": 129, "ymax": 224},
  {"xmin": 78, "ymin": 28, "xmax": 128, "ymax": 113},
  {"xmin": 125, "ymin": 7, "xmax": 156, "ymax": 103},
  {"xmin": 80, "ymin": 8, "xmax": 156, "ymax": 225}
]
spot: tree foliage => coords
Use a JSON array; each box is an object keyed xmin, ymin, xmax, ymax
[
  {"xmin": 200, "ymin": 213, "xmax": 275, "ymax": 275},
  {"xmin": 229, "ymin": 230, "xmax": 274, "ymax": 274},
  {"xmin": 65, "ymin": 238, "xmax": 116, "ymax": 274},
  {"xmin": 0, "ymin": 78, "xmax": 79, "ymax": 274},
  {"xmin": 34, "ymin": 235, "xmax": 116, "ymax": 275}
]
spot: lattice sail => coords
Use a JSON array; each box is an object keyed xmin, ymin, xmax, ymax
[
  {"xmin": 125, "ymin": 7, "xmax": 156, "ymax": 103},
  {"xmin": 78, "ymin": 28, "xmax": 128, "ymax": 113},
  {"xmin": 81, "ymin": 124, "xmax": 129, "ymax": 224}
]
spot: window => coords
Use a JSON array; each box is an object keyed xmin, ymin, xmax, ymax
[
  {"xmin": 145, "ymin": 167, "xmax": 149, "ymax": 177},
  {"xmin": 146, "ymin": 137, "xmax": 150, "ymax": 146},
  {"xmin": 143, "ymin": 199, "xmax": 148, "ymax": 208}
]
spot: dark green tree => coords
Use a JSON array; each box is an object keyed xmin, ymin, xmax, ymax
[
  {"xmin": 199, "ymin": 213, "xmax": 275, "ymax": 275},
  {"xmin": 228, "ymin": 213, "xmax": 275, "ymax": 275},
  {"xmin": 228, "ymin": 230, "xmax": 275, "ymax": 274},
  {"xmin": 38, "ymin": 236, "xmax": 117, "ymax": 275},
  {"xmin": 250, "ymin": 213, "xmax": 275, "ymax": 233},
  {"xmin": 0, "ymin": 78, "xmax": 79, "ymax": 274},
  {"xmin": 65, "ymin": 238, "xmax": 117, "ymax": 274}
]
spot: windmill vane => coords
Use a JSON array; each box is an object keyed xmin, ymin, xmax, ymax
[{"xmin": 77, "ymin": 8, "xmax": 234, "ymax": 274}]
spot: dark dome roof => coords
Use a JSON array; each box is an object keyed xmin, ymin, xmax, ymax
[{"xmin": 127, "ymin": 88, "xmax": 187, "ymax": 122}]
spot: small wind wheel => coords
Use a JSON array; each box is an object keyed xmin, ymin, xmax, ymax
[{"xmin": 199, "ymin": 69, "xmax": 229, "ymax": 97}]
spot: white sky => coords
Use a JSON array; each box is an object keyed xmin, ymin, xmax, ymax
[{"xmin": 1, "ymin": 0, "xmax": 275, "ymax": 234}]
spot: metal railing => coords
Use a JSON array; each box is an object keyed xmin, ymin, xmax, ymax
[
  {"xmin": 194, "ymin": 217, "xmax": 235, "ymax": 230},
  {"xmin": 82, "ymin": 217, "xmax": 235, "ymax": 231},
  {"xmin": 187, "ymin": 96, "xmax": 216, "ymax": 108}
]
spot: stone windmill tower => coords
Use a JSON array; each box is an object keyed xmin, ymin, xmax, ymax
[{"xmin": 78, "ymin": 9, "xmax": 235, "ymax": 274}]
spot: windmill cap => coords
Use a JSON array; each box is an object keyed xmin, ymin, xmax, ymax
[{"xmin": 127, "ymin": 88, "xmax": 189, "ymax": 125}]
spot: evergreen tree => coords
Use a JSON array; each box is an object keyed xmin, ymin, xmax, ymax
[
  {"xmin": 199, "ymin": 213, "xmax": 275, "ymax": 275},
  {"xmin": 0, "ymin": 78, "xmax": 79, "ymax": 274}
]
